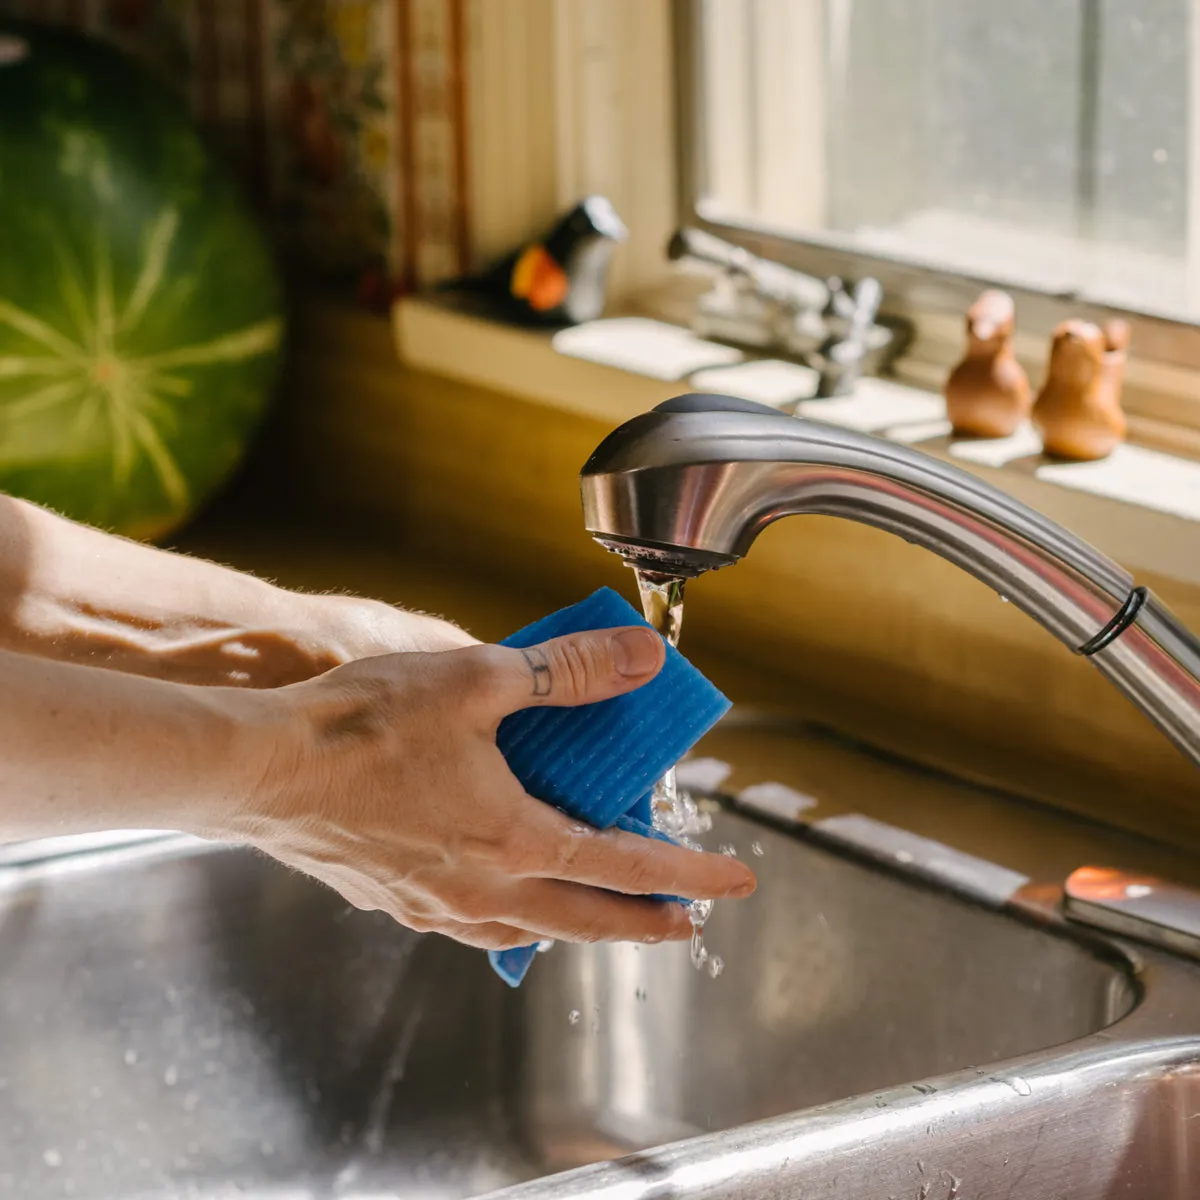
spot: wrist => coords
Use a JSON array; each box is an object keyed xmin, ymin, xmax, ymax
[{"xmin": 179, "ymin": 683, "xmax": 308, "ymax": 843}]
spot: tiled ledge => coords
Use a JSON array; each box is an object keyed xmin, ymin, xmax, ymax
[{"xmin": 394, "ymin": 297, "xmax": 1200, "ymax": 586}]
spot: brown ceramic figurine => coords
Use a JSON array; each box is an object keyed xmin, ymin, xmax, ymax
[
  {"xmin": 944, "ymin": 289, "xmax": 1031, "ymax": 438},
  {"xmin": 1032, "ymin": 319, "xmax": 1127, "ymax": 461}
]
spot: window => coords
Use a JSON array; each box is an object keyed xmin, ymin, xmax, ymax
[{"xmin": 682, "ymin": 1, "xmax": 1200, "ymax": 338}]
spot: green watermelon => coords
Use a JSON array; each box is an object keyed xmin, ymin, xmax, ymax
[{"xmin": 0, "ymin": 20, "xmax": 284, "ymax": 540}]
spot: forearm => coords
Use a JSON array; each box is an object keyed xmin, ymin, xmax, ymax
[
  {"xmin": 0, "ymin": 495, "xmax": 473, "ymax": 686},
  {"xmin": 0, "ymin": 647, "xmax": 266, "ymax": 842}
]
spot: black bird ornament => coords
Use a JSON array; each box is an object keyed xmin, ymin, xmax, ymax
[{"xmin": 441, "ymin": 195, "xmax": 628, "ymax": 326}]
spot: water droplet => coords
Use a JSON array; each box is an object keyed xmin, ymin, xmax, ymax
[
  {"xmin": 719, "ymin": 843, "xmax": 738, "ymax": 857},
  {"xmin": 567, "ymin": 1009, "xmax": 581, "ymax": 1025},
  {"xmin": 635, "ymin": 987, "xmax": 647, "ymax": 1002},
  {"xmin": 707, "ymin": 955, "xmax": 724, "ymax": 978},
  {"xmin": 1154, "ymin": 147, "xmax": 1169, "ymax": 164},
  {"xmin": 123, "ymin": 1050, "xmax": 137, "ymax": 1067},
  {"xmin": 690, "ymin": 926, "xmax": 708, "ymax": 970},
  {"xmin": 751, "ymin": 842, "xmax": 764, "ymax": 857},
  {"xmin": 687, "ymin": 898, "xmax": 713, "ymax": 926},
  {"xmin": 912, "ymin": 1082, "xmax": 937, "ymax": 1094},
  {"xmin": 42, "ymin": 1149, "xmax": 62, "ymax": 1168},
  {"xmin": 946, "ymin": 1173, "xmax": 962, "ymax": 1199},
  {"xmin": 182, "ymin": 1092, "xmax": 200, "ymax": 1113},
  {"xmin": 163, "ymin": 1065, "xmax": 178, "ymax": 1087}
]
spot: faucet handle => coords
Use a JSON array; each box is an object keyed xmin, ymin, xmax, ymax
[{"xmin": 667, "ymin": 226, "xmax": 830, "ymax": 312}]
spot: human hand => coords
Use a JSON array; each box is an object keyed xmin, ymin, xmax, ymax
[
  {"xmin": 312, "ymin": 593, "xmax": 477, "ymax": 659},
  {"xmin": 219, "ymin": 625, "xmax": 755, "ymax": 949},
  {"xmin": 160, "ymin": 594, "xmax": 477, "ymax": 690}
]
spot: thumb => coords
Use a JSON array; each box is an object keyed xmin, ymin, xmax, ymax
[{"xmin": 485, "ymin": 626, "xmax": 665, "ymax": 716}]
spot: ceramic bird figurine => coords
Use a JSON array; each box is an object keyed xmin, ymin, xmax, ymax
[
  {"xmin": 1032, "ymin": 319, "xmax": 1127, "ymax": 461},
  {"xmin": 944, "ymin": 290, "xmax": 1031, "ymax": 438},
  {"xmin": 442, "ymin": 195, "xmax": 628, "ymax": 326}
]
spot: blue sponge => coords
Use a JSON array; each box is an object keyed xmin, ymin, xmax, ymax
[{"xmin": 488, "ymin": 587, "xmax": 730, "ymax": 987}]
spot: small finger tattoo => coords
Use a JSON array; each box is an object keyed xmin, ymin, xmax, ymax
[{"xmin": 521, "ymin": 647, "xmax": 552, "ymax": 696}]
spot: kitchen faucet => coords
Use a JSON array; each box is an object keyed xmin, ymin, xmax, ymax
[{"xmin": 580, "ymin": 393, "xmax": 1200, "ymax": 769}]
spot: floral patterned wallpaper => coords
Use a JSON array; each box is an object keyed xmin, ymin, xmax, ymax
[{"xmin": 0, "ymin": 0, "xmax": 472, "ymax": 303}]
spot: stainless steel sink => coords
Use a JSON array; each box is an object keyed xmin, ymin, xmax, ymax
[{"xmin": 0, "ymin": 786, "xmax": 1167, "ymax": 1200}]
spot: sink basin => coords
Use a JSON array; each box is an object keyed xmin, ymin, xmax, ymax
[{"xmin": 0, "ymin": 801, "xmax": 1143, "ymax": 1199}]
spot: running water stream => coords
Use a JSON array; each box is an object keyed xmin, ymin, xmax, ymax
[{"xmin": 633, "ymin": 570, "xmax": 722, "ymax": 977}]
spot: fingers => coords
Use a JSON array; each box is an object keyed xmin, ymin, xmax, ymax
[
  {"xmin": 508, "ymin": 805, "xmax": 758, "ymax": 900},
  {"xmin": 433, "ymin": 919, "xmax": 543, "ymax": 951},
  {"xmin": 356, "ymin": 897, "xmax": 540, "ymax": 951},
  {"xmin": 485, "ymin": 879, "xmax": 693, "ymax": 945},
  {"xmin": 449, "ymin": 626, "xmax": 666, "ymax": 719}
]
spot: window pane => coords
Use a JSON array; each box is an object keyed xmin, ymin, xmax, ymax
[{"xmin": 694, "ymin": 0, "xmax": 1194, "ymax": 318}]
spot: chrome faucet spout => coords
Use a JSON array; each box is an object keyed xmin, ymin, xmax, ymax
[{"xmin": 580, "ymin": 393, "xmax": 1200, "ymax": 769}]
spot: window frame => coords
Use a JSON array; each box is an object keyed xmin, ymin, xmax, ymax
[{"xmin": 671, "ymin": 0, "xmax": 1200, "ymax": 440}]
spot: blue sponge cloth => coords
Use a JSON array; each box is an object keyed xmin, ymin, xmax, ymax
[
  {"xmin": 487, "ymin": 586, "xmax": 730, "ymax": 987},
  {"xmin": 494, "ymin": 587, "xmax": 730, "ymax": 829}
]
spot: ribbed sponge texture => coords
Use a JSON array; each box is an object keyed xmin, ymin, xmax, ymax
[{"xmin": 494, "ymin": 587, "xmax": 730, "ymax": 831}]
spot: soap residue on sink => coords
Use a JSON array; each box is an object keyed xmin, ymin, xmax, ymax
[{"xmin": 634, "ymin": 569, "xmax": 722, "ymax": 976}]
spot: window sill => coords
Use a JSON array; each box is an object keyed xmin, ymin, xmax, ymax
[{"xmin": 393, "ymin": 294, "xmax": 1200, "ymax": 589}]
